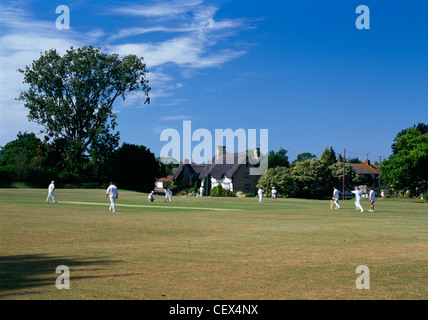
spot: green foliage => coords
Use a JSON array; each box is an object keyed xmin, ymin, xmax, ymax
[
  {"xmin": 268, "ymin": 147, "xmax": 289, "ymax": 169},
  {"xmin": 211, "ymin": 183, "xmax": 223, "ymax": 197},
  {"xmin": 257, "ymin": 167, "xmax": 298, "ymax": 197},
  {"xmin": 108, "ymin": 143, "xmax": 158, "ymax": 192},
  {"xmin": 320, "ymin": 146, "xmax": 336, "ymax": 166},
  {"xmin": 329, "ymin": 162, "xmax": 360, "ymax": 191},
  {"xmin": 17, "ymin": 45, "xmax": 150, "ymax": 175},
  {"xmin": 203, "ymin": 175, "xmax": 211, "ymax": 196},
  {"xmin": 391, "ymin": 122, "xmax": 428, "ymax": 155},
  {"xmin": 258, "ymin": 159, "xmax": 342, "ymax": 198},
  {"xmin": 291, "ymin": 158, "xmax": 332, "ymax": 198},
  {"xmin": 0, "ymin": 132, "xmax": 41, "ymax": 167},
  {"xmin": 381, "ymin": 126, "xmax": 428, "ymax": 196},
  {"xmin": 347, "ymin": 157, "xmax": 362, "ymax": 164},
  {"xmin": 293, "ymin": 152, "xmax": 317, "ymax": 163},
  {"xmin": 0, "ymin": 132, "xmax": 58, "ymax": 186}
]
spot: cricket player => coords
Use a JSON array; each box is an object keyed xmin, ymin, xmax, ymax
[
  {"xmin": 351, "ymin": 187, "xmax": 364, "ymax": 212},
  {"xmin": 368, "ymin": 188, "xmax": 375, "ymax": 212},
  {"xmin": 168, "ymin": 188, "xmax": 172, "ymax": 202},
  {"xmin": 200, "ymin": 186, "xmax": 204, "ymax": 197},
  {"xmin": 148, "ymin": 191, "xmax": 155, "ymax": 202},
  {"xmin": 258, "ymin": 187, "xmax": 264, "ymax": 203},
  {"xmin": 163, "ymin": 188, "xmax": 172, "ymax": 203},
  {"xmin": 106, "ymin": 182, "xmax": 119, "ymax": 212},
  {"xmin": 271, "ymin": 187, "xmax": 277, "ymax": 202},
  {"xmin": 46, "ymin": 181, "xmax": 57, "ymax": 203},
  {"xmin": 332, "ymin": 187, "xmax": 340, "ymax": 209}
]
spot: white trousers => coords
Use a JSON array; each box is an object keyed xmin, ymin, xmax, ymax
[
  {"xmin": 355, "ymin": 200, "xmax": 364, "ymax": 211},
  {"xmin": 334, "ymin": 199, "xmax": 340, "ymax": 208},
  {"xmin": 109, "ymin": 195, "xmax": 116, "ymax": 211},
  {"xmin": 46, "ymin": 191, "xmax": 56, "ymax": 203},
  {"xmin": 259, "ymin": 195, "xmax": 263, "ymax": 203}
]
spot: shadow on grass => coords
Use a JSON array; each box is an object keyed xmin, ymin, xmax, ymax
[{"xmin": 0, "ymin": 254, "xmax": 121, "ymax": 298}]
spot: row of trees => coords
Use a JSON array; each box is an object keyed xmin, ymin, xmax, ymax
[
  {"xmin": 0, "ymin": 132, "xmax": 160, "ymax": 192},
  {"xmin": 262, "ymin": 123, "xmax": 428, "ymax": 198},
  {"xmin": 380, "ymin": 123, "xmax": 427, "ymax": 197},
  {"xmin": 268, "ymin": 146, "xmax": 368, "ymax": 170},
  {"xmin": 258, "ymin": 159, "xmax": 360, "ymax": 198}
]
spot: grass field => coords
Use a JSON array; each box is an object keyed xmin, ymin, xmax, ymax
[{"xmin": 0, "ymin": 188, "xmax": 427, "ymax": 300}]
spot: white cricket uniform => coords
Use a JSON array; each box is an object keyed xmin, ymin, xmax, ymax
[
  {"xmin": 106, "ymin": 185, "xmax": 119, "ymax": 211},
  {"xmin": 333, "ymin": 189, "xmax": 340, "ymax": 209},
  {"xmin": 46, "ymin": 183, "xmax": 57, "ymax": 203},
  {"xmin": 258, "ymin": 189, "xmax": 264, "ymax": 203},
  {"xmin": 351, "ymin": 190, "xmax": 364, "ymax": 212},
  {"xmin": 200, "ymin": 187, "xmax": 204, "ymax": 197},
  {"xmin": 168, "ymin": 189, "xmax": 172, "ymax": 202},
  {"xmin": 148, "ymin": 193, "xmax": 154, "ymax": 202}
]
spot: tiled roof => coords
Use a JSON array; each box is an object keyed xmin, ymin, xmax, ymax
[
  {"xmin": 156, "ymin": 175, "xmax": 173, "ymax": 182},
  {"xmin": 350, "ymin": 163, "xmax": 380, "ymax": 175}
]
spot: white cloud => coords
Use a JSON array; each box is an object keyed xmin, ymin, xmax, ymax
[
  {"xmin": 0, "ymin": 0, "xmax": 255, "ymax": 145},
  {"xmin": 112, "ymin": 0, "xmax": 204, "ymax": 18},
  {"xmin": 161, "ymin": 115, "xmax": 194, "ymax": 121}
]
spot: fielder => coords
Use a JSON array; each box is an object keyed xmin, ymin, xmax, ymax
[
  {"xmin": 258, "ymin": 187, "xmax": 264, "ymax": 203},
  {"xmin": 46, "ymin": 181, "xmax": 57, "ymax": 203},
  {"xmin": 368, "ymin": 187, "xmax": 375, "ymax": 212},
  {"xmin": 271, "ymin": 187, "xmax": 277, "ymax": 202},
  {"xmin": 200, "ymin": 186, "xmax": 204, "ymax": 197},
  {"xmin": 332, "ymin": 186, "xmax": 340, "ymax": 209},
  {"xmin": 164, "ymin": 188, "xmax": 169, "ymax": 202},
  {"xmin": 106, "ymin": 182, "xmax": 119, "ymax": 212},
  {"xmin": 351, "ymin": 187, "xmax": 364, "ymax": 212},
  {"xmin": 148, "ymin": 191, "xmax": 155, "ymax": 202},
  {"xmin": 164, "ymin": 188, "xmax": 172, "ymax": 203}
]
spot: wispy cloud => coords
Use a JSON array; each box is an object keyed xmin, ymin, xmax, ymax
[
  {"xmin": 0, "ymin": 0, "xmax": 255, "ymax": 145},
  {"xmin": 112, "ymin": 0, "xmax": 204, "ymax": 18},
  {"xmin": 161, "ymin": 115, "xmax": 194, "ymax": 121}
]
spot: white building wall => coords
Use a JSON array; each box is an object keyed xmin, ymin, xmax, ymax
[{"xmin": 210, "ymin": 176, "xmax": 233, "ymax": 191}]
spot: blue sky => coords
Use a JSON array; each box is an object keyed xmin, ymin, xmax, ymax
[{"xmin": 0, "ymin": 0, "xmax": 427, "ymax": 163}]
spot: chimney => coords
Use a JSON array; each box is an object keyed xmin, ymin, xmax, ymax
[
  {"xmin": 184, "ymin": 158, "xmax": 190, "ymax": 164},
  {"xmin": 254, "ymin": 147, "xmax": 260, "ymax": 160},
  {"xmin": 365, "ymin": 159, "xmax": 370, "ymax": 165},
  {"xmin": 337, "ymin": 157, "xmax": 341, "ymax": 163},
  {"xmin": 216, "ymin": 145, "xmax": 225, "ymax": 160}
]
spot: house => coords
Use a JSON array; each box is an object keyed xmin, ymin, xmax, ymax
[
  {"xmin": 155, "ymin": 175, "xmax": 173, "ymax": 189},
  {"xmin": 171, "ymin": 146, "xmax": 263, "ymax": 193},
  {"xmin": 171, "ymin": 160, "xmax": 207, "ymax": 188},
  {"xmin": 350, "ymin": 159, "xmax": 381, "ymax": 187}
]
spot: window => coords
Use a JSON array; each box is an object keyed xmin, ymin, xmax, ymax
[
  {"xmin": 244, "ymin": 172, "xmax": 251, "ymax": 179},
  {"xmin": 244, "ymin": 184, "xmax": 251, "ymax": 190}
]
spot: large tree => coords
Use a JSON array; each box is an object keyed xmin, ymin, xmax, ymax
[
  {"xmin": 293, "ymin": 152, "xmax": 317, "ymax": 163},
  {"xmin": 291, "ymin": 158, "xmax": 332, "ymax": 198},
  {"xmin": 257, "ymin": 166, "xmax": 298, "ymax": 198},
  {"xmin": 17, "ymin": 45, "xmax": 150, "ymax": 173},
  {"xmin": 329, "ymin": 162, "xmax": 360, "ymax": 191},
  {"xmin": 108, "ymin": 143, "xmax": 159, "ymax": 192},
  {"xmin": 320, "ymin": 146, "xmax": 337, "ymax": 166},
  {"xmin": 268, "ymin": 147, "xmax": 289, "ymax": 169},
  {"xmin": 381, "ymin": 125, "xmax": 428, "ymax": 196}
]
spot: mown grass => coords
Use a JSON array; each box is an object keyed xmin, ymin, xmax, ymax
[{"xmin": 0, "ymin": 188, "xmax": 426, "ymax": 300}]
